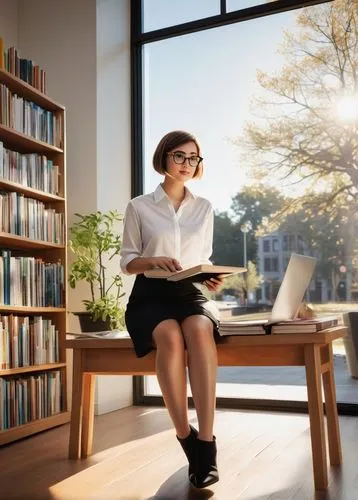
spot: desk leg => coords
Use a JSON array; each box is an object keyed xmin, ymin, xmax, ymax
[
  {"xmin": 304, "ymin": 344, "xmax": 328, "ymax": 490},
  {"xmin": 81, "ymin": 374, "xmax": 96, "ymax": 458},
  {"xmin": 68, "ymin": 349, "xmax": 84, "ymax": 459},
  {"xmin": 322, "ymin": 343, "xmax": 342, "ymax": 466}
]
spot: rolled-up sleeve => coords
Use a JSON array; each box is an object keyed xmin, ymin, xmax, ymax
[
  {"xmin": 120, "ymin": 202, "xmax": 142, "ymax": 274},
  {"xmin": 201, "ymin": 204, "xmax": 214, "ymax": 265}
]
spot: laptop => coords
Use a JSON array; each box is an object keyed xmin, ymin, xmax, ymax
[
  {"xmin": 269, "ymin": 253, "xmax": 317, "ymax": 323},
  {"xmin": 218, "ymin": 253, "xmax": 317, "ymax": 334}
]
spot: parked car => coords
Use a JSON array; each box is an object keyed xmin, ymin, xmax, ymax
[{"xmin": 222, "ymin": 294, "xmax": 237, "ymax": 302}]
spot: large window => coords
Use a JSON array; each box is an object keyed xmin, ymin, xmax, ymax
[
  {"xmin": 227, "ymin": 0, "xmax": 279, "ymax": 11},
  {"xmin": 132, "ymin": 0, "xmax": 358, "ymax": 412},
  {"xmin": 143, "ymin": 0, "xmax": 220, "ymax": 32}
]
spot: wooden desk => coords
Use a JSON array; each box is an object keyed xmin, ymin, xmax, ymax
[{"xmin": 66, "ymin": 326, "xmax": 346, "ymax": 490}]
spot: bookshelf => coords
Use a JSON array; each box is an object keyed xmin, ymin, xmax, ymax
[{"xmin": 0, "ymin": 66, "xmax": 70, "ymax": 445}]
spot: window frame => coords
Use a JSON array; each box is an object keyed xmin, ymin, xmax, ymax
[
  {"xmin": 130, "ymin": 0, "xmax": 358, "ymax": 416},
  {"xmin": 130, "ymin": 0, "xmax": 333, "ymax": 198}
]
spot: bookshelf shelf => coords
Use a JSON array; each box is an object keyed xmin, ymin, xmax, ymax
[
  {"xmin": 0, "ymin": 179, "xmax": 65, "ymax": 202},
  {"xmin": 0, "ymin": 62, "xmax": 68, "ymax": 444},
  {"xmin": 0, "ymin": 411, "xmax": 71, "ymax": 446},
  {"xmin": 0, "ymin": 123, "xmax": 63, "ymax": 155},
  {"xmin": 0, "ymin": 362, "xmax": 67, "ymax": 376},
  {"xmin": 0, "ymin": 67, "xmax": 64, "ymax": 112},
  {"xmin": 0, "ymin": 233, "xmax": 65, "ymax": 250},
  {"xmin": 0, "ymin": 305, "xmax": 66, "ymax": 313}
]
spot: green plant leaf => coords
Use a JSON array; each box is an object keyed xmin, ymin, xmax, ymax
[{"xmin": 69, "ymin": 210, "xmax": 126, "ymax": 324}]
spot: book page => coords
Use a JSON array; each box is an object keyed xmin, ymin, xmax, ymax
[
  {"xmin": 145, "ymin": 264, "xmax": 246, "ymax": 280},
  {"xmin": 70, "ymin": 330, "xmax": 130, "ymax": 339}
]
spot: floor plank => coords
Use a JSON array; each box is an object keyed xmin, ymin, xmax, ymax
[{"xmin": 0, "ymin": 406, "xmax": 357, "ymax": 500}]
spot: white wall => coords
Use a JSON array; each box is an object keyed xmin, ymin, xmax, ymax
[
  {"xmin": 0, "ymin": 0, "xmax": 18, "ymax": 47},
  {"xmin": 2, "ymin": 0, "xmax": 133, "ymax": 414},
  {"xmin": 95, "ymin": 0, "xmax": 133, "ymax": 413},
  {"xmin": 96, "ymin": 0, "xmax": 131, "ymax": 215}
]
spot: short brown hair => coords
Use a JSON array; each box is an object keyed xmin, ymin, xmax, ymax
[{"xmin": 152, "ymin": 130, "xmax": 203, "ymax": 179}]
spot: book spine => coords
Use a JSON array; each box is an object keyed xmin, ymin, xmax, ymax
[{"xmin": 0, "ymin": 37, "xmax": 5, "ymax": 69}]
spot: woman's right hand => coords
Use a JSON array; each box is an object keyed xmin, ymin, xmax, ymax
[{"xmin": 148, "ymin": 256, "xmax": 182, "ymax": 272}]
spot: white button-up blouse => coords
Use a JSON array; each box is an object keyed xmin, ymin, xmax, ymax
[{"xmin": 120, "ymin": 184, "xmax": 214, "ymax": 275}]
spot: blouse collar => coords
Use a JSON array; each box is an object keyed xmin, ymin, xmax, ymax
[{"xmin": 153, "ymin": 183, "xmax": 197, "ymax": 203}]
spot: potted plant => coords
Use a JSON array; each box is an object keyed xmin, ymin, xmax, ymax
[{"xmin": 69, "ymin": 210, "xmax": 126, "ymax": 332}]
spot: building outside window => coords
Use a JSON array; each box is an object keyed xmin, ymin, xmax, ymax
[
  {"xmin": 264, "ymin": 257, "xmax": 271, "ymax": 272},
  {"xmin": 263, "ymin": 239, "xmax": 270, "ymax": 252},
  {"xmin": 272, "ymin": 257, "xmax": 279, "ymax": 272},
  {"xmin": 283, "ymin": 235, "xmax": 288, "ymax": 251}
]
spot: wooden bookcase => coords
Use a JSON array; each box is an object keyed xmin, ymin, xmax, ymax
[{"xmin": 0, "ymin": 67, "xmax": 70, "ymax": 445}]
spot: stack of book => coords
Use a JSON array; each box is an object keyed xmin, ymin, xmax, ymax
[
  {"xmin": 271, "ymin": 316, "xmax": 338, "ymax": 334},
  {"xmin": 219, "ymin": 319, "xmax": 268, "ymax": 336},
  {"xmin": 218, "ymin": 316, "xmax": 339, "ymax": 336}
]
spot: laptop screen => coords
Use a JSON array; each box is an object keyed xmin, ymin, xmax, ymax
[{"xmin": 269, "ymin": 253, "xmax": 317, "ymax": 323}]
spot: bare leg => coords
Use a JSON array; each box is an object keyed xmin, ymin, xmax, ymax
[
  {"xmin": 181, "ymin": 315, "xmax": 217, "ymax": 441},
  {"xmin": 152, "ymin": 319, "xmax": 190, "ymax": 438}
]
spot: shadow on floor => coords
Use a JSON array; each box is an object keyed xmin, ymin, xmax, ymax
[{"xmin": 147, "ymin": 467, "xmax": 214, "ymax": 500}]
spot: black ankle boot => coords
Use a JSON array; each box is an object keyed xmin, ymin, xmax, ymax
[
  {"xmin": 192, "ymin": 437, "xmax": 219, "ymax": 489},
  {"xmin": 176, "ymin": 425, "xmax": 198, "ymax": 482}
]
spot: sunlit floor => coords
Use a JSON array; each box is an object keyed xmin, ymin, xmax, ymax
[{"xmin": 0, "ymin": 406, "xmax": 357, "ymax": 500}]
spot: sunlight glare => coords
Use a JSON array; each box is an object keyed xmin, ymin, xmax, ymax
[{"xmin": 336, "ymin": 95, "xmax": 358, "ymax": 122}]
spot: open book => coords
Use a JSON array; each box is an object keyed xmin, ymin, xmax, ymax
[
  {"xmin": 69, "ymin": 330, "xmax": 130, "ymax": 339},
  {"xmin": 144, "ymin": 264, "xmax": 246, "ymax": 283}
]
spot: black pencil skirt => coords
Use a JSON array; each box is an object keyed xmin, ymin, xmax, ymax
[{"xmin": 125, "ymin": 274, "xmax": 220, "ymax": 358}]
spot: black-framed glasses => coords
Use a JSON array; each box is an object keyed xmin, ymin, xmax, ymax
[{"xmin": 167, "ymin": 151, "xmax": 203, "ymax": 168}]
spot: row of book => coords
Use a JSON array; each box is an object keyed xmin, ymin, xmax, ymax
[
  {"xmin": 0, "ymin": 370, "xmax": 62, "ymax": 430},
  {"xmin": 0, "ymin": 315, "xmax": 59, "ymax": 369},
  {"xmin": 218, "ymin": 316, "xmax": 339, "ymax": 336},
  {"xmin": 0, "ymin": 191, "xmax": 64, "ymax": 243},
  {"xmin": 0, "ymin": 37, "xmax": 47, "ymax": 94},
  {"xmin": 0, "ymin": 142, "xmax": 60, "ymax": 195},
  {"xmin": 0, "ymin": 83, "xmax": 62, "ymax": 147},
  {"xmin": 0, "ymin": 251, "xmax": 64, "ymax": 307}
]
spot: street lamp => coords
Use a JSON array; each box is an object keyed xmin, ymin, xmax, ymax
[{"xmin": 240, "ymin": 221, "xmax": 252, "ymax": 268}]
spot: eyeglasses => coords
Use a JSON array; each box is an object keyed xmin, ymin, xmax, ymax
[{"xmin": 167, "ymin": 151, "xmax": 203, "ymax": 168}]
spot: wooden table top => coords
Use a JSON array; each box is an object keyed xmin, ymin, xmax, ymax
[{"xmin": 66, "ymin": 326, "xmax": 346, "ymax": 349}]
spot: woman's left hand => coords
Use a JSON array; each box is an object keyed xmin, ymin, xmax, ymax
[{"xmin": 203, "ymin": 276, "xmax": 225, "ymax": 291}]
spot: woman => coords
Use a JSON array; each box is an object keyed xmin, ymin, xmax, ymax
[{"xmin": 120, "ymin": 130, "xmax": 222, "ymax": 489}]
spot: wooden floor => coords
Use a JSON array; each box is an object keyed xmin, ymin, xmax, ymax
[{"xmin": 0, "ymin": 407, "xmax": 357, "ymax": 500}]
